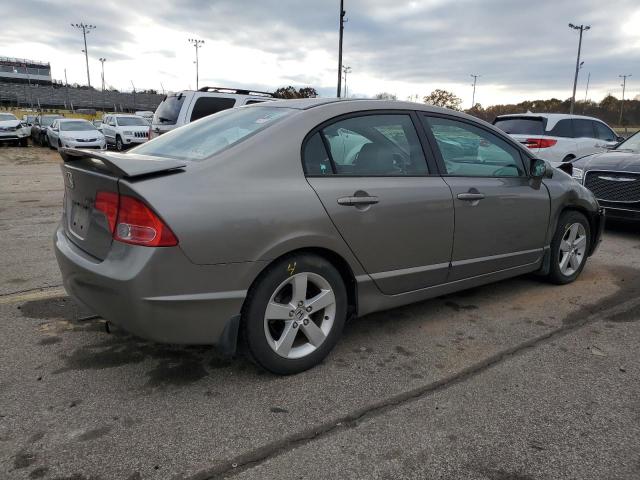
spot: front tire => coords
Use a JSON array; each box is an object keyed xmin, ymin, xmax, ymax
[
  {"xmin": 115, "ymin": 135, "xmax": 124, "ymax": 151},
  {"xmin": 547, "ymin": 211, "xmax": 590, "ymax": 284},
  {"xmin": 243, "ymin": 254, "xmax": 347, "ymax": 375}
]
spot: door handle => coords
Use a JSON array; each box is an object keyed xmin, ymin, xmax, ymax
[
  {"xmin": 457, "ymin": 193, "xmax": 485, "ymax": 201},
  {"xmin": 337, "ymin": 196, "xmax": 379, "ymax": 206}
]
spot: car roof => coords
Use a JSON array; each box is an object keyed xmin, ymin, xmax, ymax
[
  {"xmin": 250, "ymin": 97, "xmax": 465, "ymax": 115},
  {"xmin": 495, "ymin": 112, "xmax": 608, "ymax": 130}
]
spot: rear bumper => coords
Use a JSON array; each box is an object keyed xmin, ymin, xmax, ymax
[{"xmin": 54, "ymin": 226, "xmax": 263, "ymax": 348}]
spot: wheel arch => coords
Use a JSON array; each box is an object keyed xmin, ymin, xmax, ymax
[{"xmin": 243, "ymin": 246, "xmax": 359, "ymax": 320}]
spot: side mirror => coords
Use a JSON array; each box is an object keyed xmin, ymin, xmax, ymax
[
  {"xmin": 530, "ymin": 158, "xmax": 547, "ymax": 179},
  {"xmin": 616, "ymin": 135, "xmax": 625, "ymax": 143}
]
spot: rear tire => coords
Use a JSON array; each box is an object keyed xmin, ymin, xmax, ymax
[
  {"xmin": 242, "ymin": 254, "xmax": 347, "ymax": 375},
  {"xmin": 547, "ymin": 211, "xmax": 590, "ymax": 285}
]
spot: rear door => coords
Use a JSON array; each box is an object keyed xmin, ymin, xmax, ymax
[
  {"xmin": 593, "ymin": 121, "xmax": 619, "ymax": 151},
  {"xmin": 422, "ymin": 114, "xmax": 550, "ymax": 281},
  {"xmin": 572, "ymin": 119, "xmax": 599, "ymax": 157},
  {"xmin": 304, "ymin": 112, "xmax": 454, "ymax": 294}
]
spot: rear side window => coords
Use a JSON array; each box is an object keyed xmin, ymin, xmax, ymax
[
  {"xmin": 132, "ymin": 106, "xmax": 293, "ymax": 161},
  {"xmin": 318, "ymin": 114, "xmax": 428, "ymax": 176},
  {"xmin": 493, "ymin": 117, "xmax": 545, "ymax": 135},
  {"xmin": 153, "ymin": 94, "xmax": 185, "ymax": 125},
  {"xmin": 547, "ymin": 119, "xmax": 573, "ymax": 138},
  {"xmin": 593, "ymin": 122, "xmax": 616, "ymax": 141},
  {"xmin": 303, "ymin": 133, "xmax": 333, "ymax": 175},
  {"xmin": 190, "ymin": 97, "xmax": 236, "ymax": 121},
  {"xmin": 573, "ymin": 119, "xmax": 595, "ymax": 138}
]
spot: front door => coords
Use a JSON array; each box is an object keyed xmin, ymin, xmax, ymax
[
  {"xmin": 303, "ymin": 112, "xmax": 454, "ymax": 295},
  {"xmin": 421, "ymin": 114, "xmax": 550, "ymax": 281}
]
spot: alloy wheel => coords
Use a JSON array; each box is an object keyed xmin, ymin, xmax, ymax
[
  {"xmin": 263, "ymin": 272, "xmax": 336, "ymax": 359},
  {"xmin": 558, "ymin": 222, "xmax": 587, "ymax": 277}
]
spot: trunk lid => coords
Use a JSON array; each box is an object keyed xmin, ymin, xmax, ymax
[{"xmin": 60, "ymin": 149, "xmax": 185, "ymax": 260}]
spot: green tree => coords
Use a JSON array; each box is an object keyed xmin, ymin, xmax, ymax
[
  {"xmin": 423, "ymin": 89, "xmax": 462, "ymax": 110},
  {"xmin": 273, "ymin": 86, "xmax": 318, "ymax": 99},
  {"xmin": 374, "ymin": 92, "xmax": 397, "ymax": 100}
]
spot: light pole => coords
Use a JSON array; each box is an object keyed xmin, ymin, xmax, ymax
[
  {"xmin": 583, "ymin": 72, "xmax": 590, "ymax": 113},
  {"xmin": 337, "ymin": 0, "xmax": 346, "ymax": 97},
  {"xmin": 568, "ymin": 23, "xmax": 590, "ymax": 115},
  {"xmin": 470, "ymin": 74, "xmax": 480, "ymax": 108},
  {"xmin": 619, "ymin": 74, "xmax": 632, "ymax": 133},
  {"xmin": 71, "ymin": 23, "xmax": 96, "ymax": 87},
  {"xmin": 188, "ymin": 38, "xmax": 204, "ymax": 90},
  {"xmin": 342, "ymin": 65, "xmax": 352, "ymax": 98},
  {"xmin": 99, "ymin": 57, "xmax": 106, "ymax": 113}
]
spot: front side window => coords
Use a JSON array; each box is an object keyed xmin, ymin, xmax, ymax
[
  {"xmin": 132, "ymin": 106, "xmax": 293, "ymax": 161},
  {"xmin": 316, "ymin": 114, "xmax": 428, "ymax": 176},
  {"xmin": 593, "ymin": 122, "xmax": 616, "ymax": 142},
  {"xmin": 573, "ymin": 119, "xmax": 595, "ymax": 138},
  {"xmin": 190, "ymin": 97, "xmax": 236, "ymax": 121},
  {"xmin": 423, "ymin": 116, "xmax": 525, "ymax": 177}
]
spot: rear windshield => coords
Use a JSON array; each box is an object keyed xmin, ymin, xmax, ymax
[
  {"xmin": 117, "ymin": 116, "xmax": 148, "ymax": 126},
  {"xmin": 60, "ymin": 121, "xmax": 96, "ymax": 131},
  {"xmin": 494, "ymin": 117, "xmax": 545, "ymax": 135},
  {"xmin": 153, "ymin": 94, "xmax": 185, "ymax": 125},
  {"xmin": 132, "ymin": 106, "xmax": 294, "ymax": 161}
]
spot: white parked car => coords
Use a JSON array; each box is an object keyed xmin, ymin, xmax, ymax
[
  {"xmin": 150, "ymin": 87, "xmax": 274, "ymax": 138},
  {"xmin": 0, "ymin": 113, "xmax": 30, "ymax": 147},
  {"xmin": 46, "ymin": 119, "xmax": 106, "ymax": 151},
  {"xmin": 493, "ymin": 113, "xmax": 623, "ymax": 165},
  {"xmin": 101, "ymin": 114, "xmax": 150, "ymax": 151}
]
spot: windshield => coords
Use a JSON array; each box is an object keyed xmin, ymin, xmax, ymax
[
  {"xmin": 153, "ymin": 94, "xmax": 185, "ymax": 125},
  {"xmin": 615, "ymin": 131, "xmax": 640, "ymax": 153},
  {"xmin": 117, "ymin": 116, "xmax": 148, "ymax": 126},
  {"xmin": 0, "ymin": 113, "xmax": 17, "ymax": 121},
  {"xmin": 494, "ymin": 117, "xmax": 545, "ymax": 135},
  {"xmin": 133, "ymin": 106, "xmax": 294, "ymax": 161},
  {"xmin": 41, "ymin": 116, "xmax": 63, "ymax": 126},
  {"xmin": 59, "ymin": 121, "xmax": 96, "ymax": 132}
]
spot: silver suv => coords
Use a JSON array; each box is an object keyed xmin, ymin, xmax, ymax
[{"xmin": 150, "ymin": 86, "xmax": 274, "ymax": 138}]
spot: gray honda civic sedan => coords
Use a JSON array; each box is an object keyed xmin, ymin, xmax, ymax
[{"xmin": 55, "ymin": 99, "xmax": 604, "ymax": 374}]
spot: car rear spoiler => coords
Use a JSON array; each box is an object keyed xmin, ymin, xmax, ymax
[{"xmin": 60, "ymin": 148, "xmax": 186, "ymax": 178}]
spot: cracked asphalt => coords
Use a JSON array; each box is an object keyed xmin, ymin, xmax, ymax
[{"xmin": 0, "ymin": 146, "xmax": 639, "ymax": 479}]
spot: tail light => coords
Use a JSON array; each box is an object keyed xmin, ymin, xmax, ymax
[
  {"xmin": 94, "ymin": 191, "xmax": 178, "ymax": 247},
  {"xmin": 524, "ymin": 138, "xmax": 557, "ymax": 149}
]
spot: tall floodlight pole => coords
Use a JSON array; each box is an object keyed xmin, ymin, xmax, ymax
[
  {"xmin": 470, "ymin": 74, "xmax": 480, "ymax": 108},
  {"xmin": 568, "ymin": 23, "xmax": 590, "ymax": 115},
  {"xmin": 337, "ymin": 0, "xmax": 346, "ymax": 97},
  {"xmin": 71, "ymin": 23, "xmax": 96, "ymax": 87},
  {"xmin": 342, "ymin": 65, "xmax": 352, "ymax": 98},
  {"xmin": 619, "ymin": 74, "xmax": 632, "ymax": 133},
  {"xmin": 99, "ymin": 57, "xmax": 106, "ymax": 113},
  {"xmin": 188, "ymin": 38, "xmax": 204, "ymax": 90}
]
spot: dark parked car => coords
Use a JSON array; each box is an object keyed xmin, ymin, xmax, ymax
[
  {"xmin": 572, "ymin": 130, "xmax": 640, "ymax": 221},
  {"xmin": 55, "ymin": 99, "xmax": 604, "ymax": 374},
  {"xmin": 31, "ymin": 114, "xmax": 64, "ymax": 146}
]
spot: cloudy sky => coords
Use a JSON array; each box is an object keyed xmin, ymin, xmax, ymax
[{"xmin": 1, "ymin": 0, "xmax": 638, "ymax": 106}]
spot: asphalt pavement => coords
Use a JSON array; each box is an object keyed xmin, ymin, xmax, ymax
[{"xmin": 0, "ymin": 146, "xmax": 638, "ymax": 480}]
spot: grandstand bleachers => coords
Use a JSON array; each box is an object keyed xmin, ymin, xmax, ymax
[{"xmin": 0, "ymin": 81, "xmax": 163, "ymax": 112}]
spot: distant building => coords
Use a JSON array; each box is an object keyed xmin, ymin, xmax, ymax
[{"xmin": 0, "ymin": 57, "xmax": 51, "ymax": 84}]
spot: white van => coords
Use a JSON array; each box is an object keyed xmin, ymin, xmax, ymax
[{"xmin": 150, "ymin": 87, "xmax": 274, "ymax": 138}]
